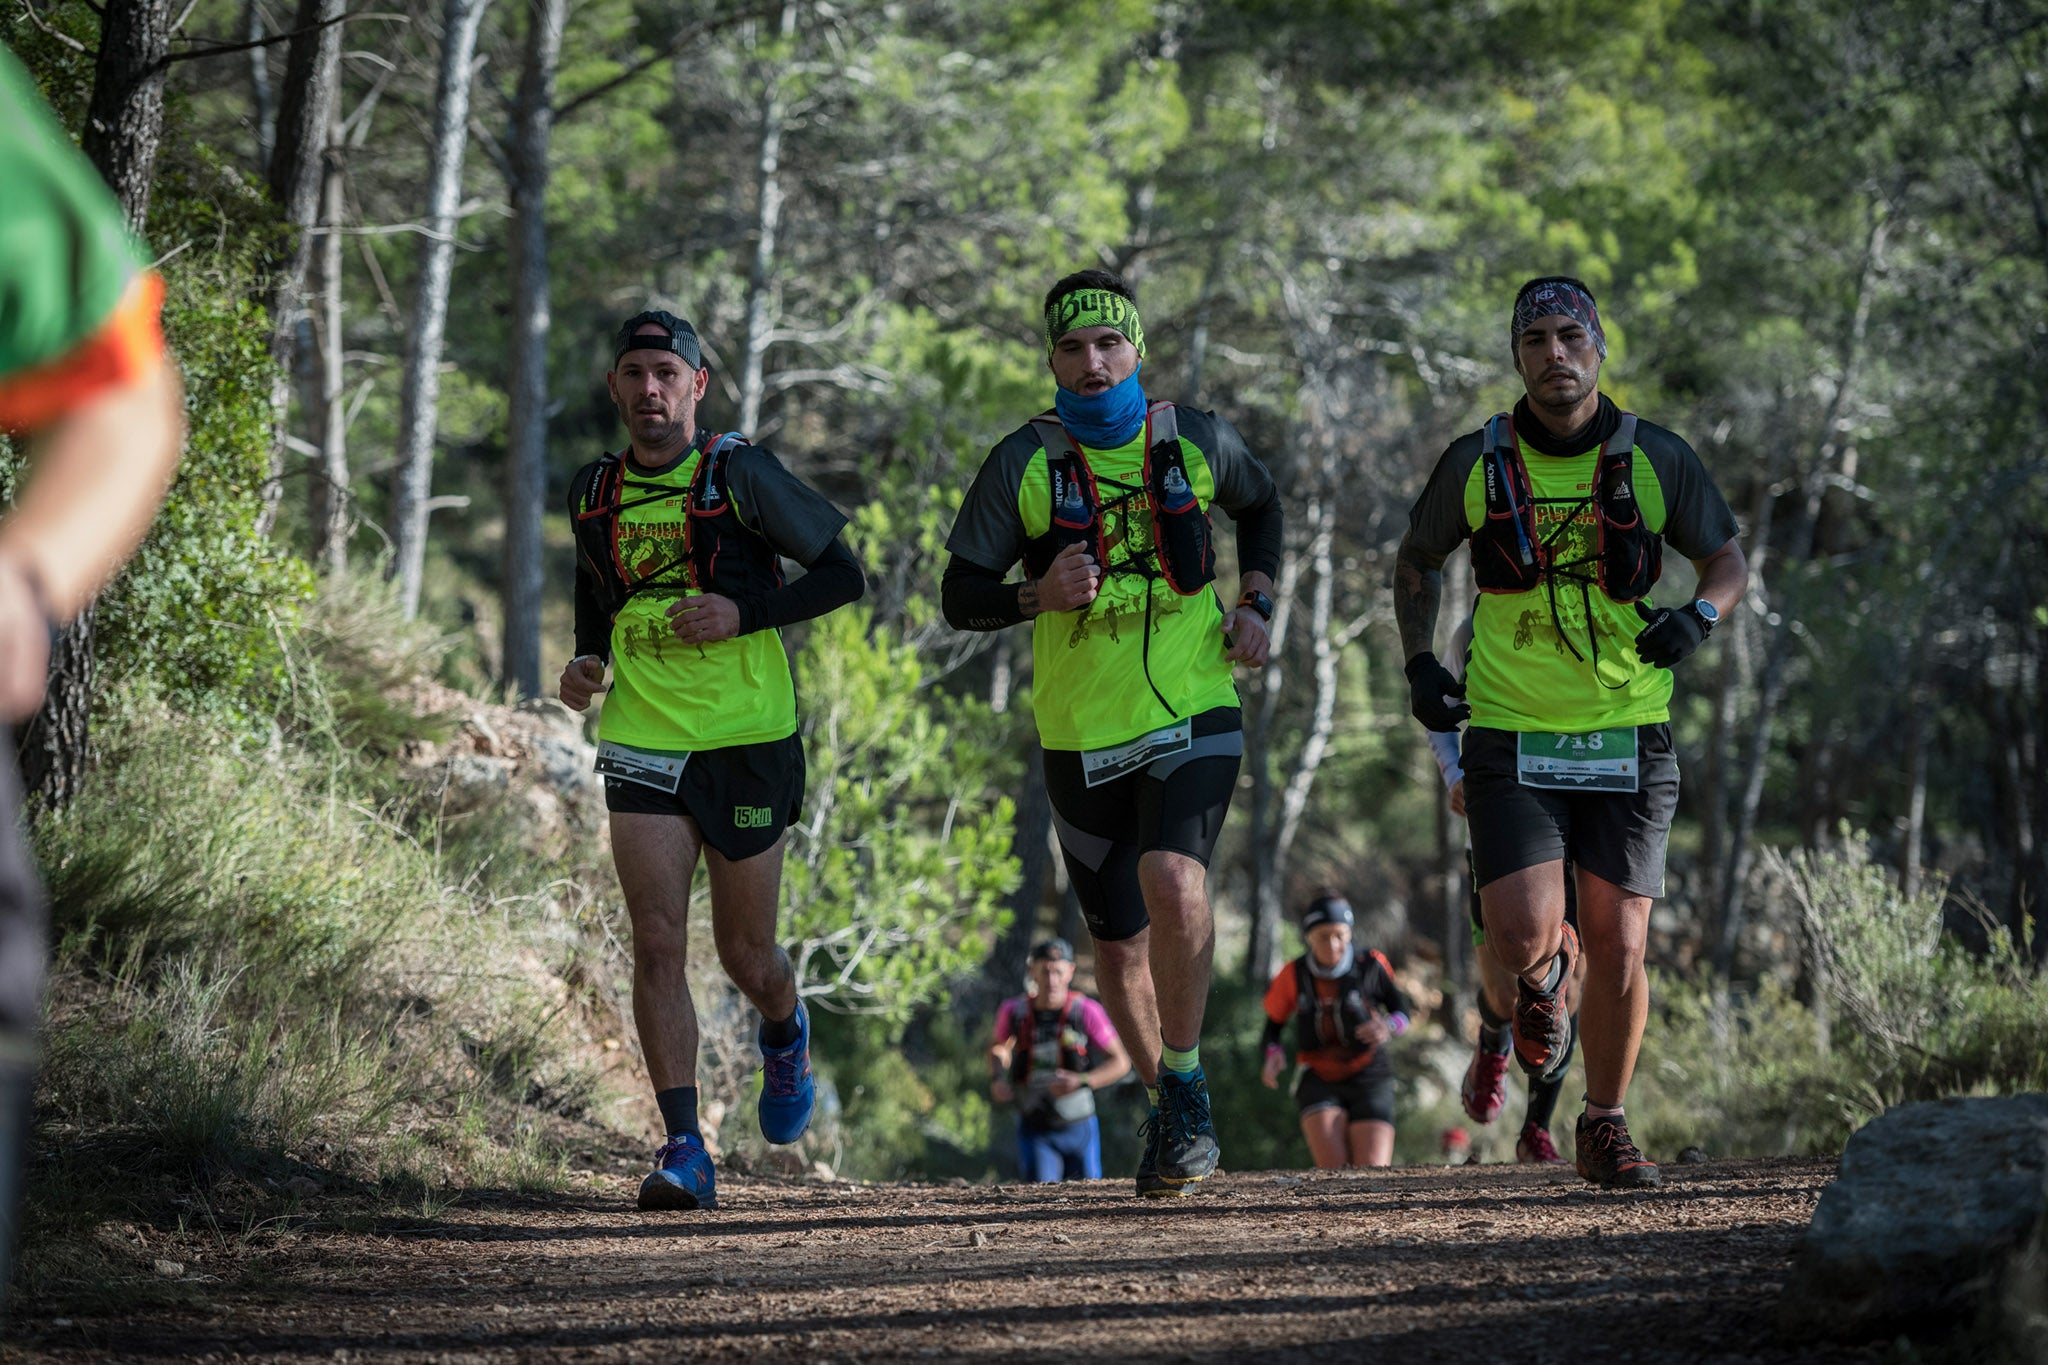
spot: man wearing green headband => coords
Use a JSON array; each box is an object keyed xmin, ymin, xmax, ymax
[{"xmin": 943, "ymin": 269, "xmax": 1284, "ymax": 1198}]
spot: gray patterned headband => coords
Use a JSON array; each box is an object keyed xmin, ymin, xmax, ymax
[{"xmin": 1511, "ymin": 280, "xmax": 1607, "ymax": 360}]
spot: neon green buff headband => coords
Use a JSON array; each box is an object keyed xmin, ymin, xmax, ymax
[{"xmin": 1044, "ymin": 289, "xmax": 1147, "ymax": 361}]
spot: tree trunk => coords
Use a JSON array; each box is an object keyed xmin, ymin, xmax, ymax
[
  {"xmin": 388, "ymin": 0, "xmax": 491, "ymax": 617},
  {"xmin": 1900, "ymin": 695, "xmax": 1928, "ymax": 900},
  {"xmin": 1715, "ymin": 210, "xmax": 1885, "ymax": 976},
  {"xmin": 246, "ymin": 0, "xmax": 277, "ymax": 170},
  {"xmin": 1696, "ymin": 468, "xmax": 1770, "ymax": 925},
  {"xmin": 80, "ymin": 0, "xmax": 172, "ymax": 229},
  {"xmin": 1242, "ymin": 520, "xmax": 1304, "ymax": 986},
  {"xmin": 500, "ymin": 0, "xmax": 566, "ymax": 698},
  {"xmin": 737, "ymin": 1, "xmax": 796, "ymax": 436},
  {"xmin": 308, "ymin": 130, "xmax": 351, "ymax": 573},
  {"xmin": 1267, "ymin": 486, "xmax": 1340, "ymax": 914},
  {"xmin": 256, "ymin": 0, "xmax": 347, "ymax": 537},
  {"xmin": 21, "ymin": 0, "xmax": 172, "ymax": 814}
]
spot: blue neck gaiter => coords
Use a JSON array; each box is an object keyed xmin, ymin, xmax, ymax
[{"xmin": 1054, "ymin": 366, "xmax": 1147, "ymax": 448}]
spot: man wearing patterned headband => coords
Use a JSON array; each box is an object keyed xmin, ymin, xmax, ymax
[
  {"xmin": 560, "ymin": 309, "xmax": 866, "ymax": 1212},
  {"xmin": 1392, "ymin": 275, "xmax": 1748, "ymax": 1188},
  {"xmin": 942, "ymin": 268, "xmax": 1283, "ymax": 1198}
]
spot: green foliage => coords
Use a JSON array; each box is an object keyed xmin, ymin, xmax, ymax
[
  {"xmin": 20, "ymin": 588, "xmax": 605, "ymax": 1300},
  {"xmin": 4, "ymin": 16, "xmax": 312, "ymax": 724},
  {"xmin": 1628, "ymin": 833, "xmax": 2048, "ymax": 1160},
  {"xmin": 786, "ymin": 606, "xmax": 1021, "ymax": 1020}
]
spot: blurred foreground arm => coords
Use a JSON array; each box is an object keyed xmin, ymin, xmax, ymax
[{"xmin": 0, "ymin": 291, "xmax": 183, "ymax": 722}]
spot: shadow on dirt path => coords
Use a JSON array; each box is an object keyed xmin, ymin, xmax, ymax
[{"xmin": 8, "ymin": 1157, "xmax": 1884, "ymax": 1363}]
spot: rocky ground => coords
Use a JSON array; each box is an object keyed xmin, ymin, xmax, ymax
[{"xmin": 4, "ymin": 1156, "xmax": 1893, "ymax": 1364}]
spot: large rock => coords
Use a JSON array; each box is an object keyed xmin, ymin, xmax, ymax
[{"xmin": 1782, "ymin": 1093, "xmax": 2048, "ymax": 1345}]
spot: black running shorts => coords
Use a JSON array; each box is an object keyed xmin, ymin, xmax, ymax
[
  {"xmin": 1040, "ymin": 706, "xmax": 1242, "ymax": 943},
  {"xmin": 1460, "ymin": 723, "xmax": 1680, "ymax": 899},
  {"xmin": 603, "ymin": 733, "xmax": 805, "ymax": 863},
  {"xmin": 1294, "ymin": 1064, "xmax": 1396, "ymax": 1125}
]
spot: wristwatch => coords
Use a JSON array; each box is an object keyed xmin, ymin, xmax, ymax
[
  {"xmin": 1684, "ymin": 598, "xmax": 1720, "ymax": 635},
  {"xmin": 1237, "ymin": 589, "xmax": 1275, "ymax": 623}
]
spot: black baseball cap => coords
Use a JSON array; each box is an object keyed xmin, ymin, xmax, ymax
[
  {"xmin": 613, "ymin": 309, "xmax": 705, "ymax": 370},
  {"xmin": 1301, "ymin": 894, "xmax": 1355, "ymax": 931},
  {"xmin": 1029, "ymin": 937, "xmax": 1074, "ymax": 963}
]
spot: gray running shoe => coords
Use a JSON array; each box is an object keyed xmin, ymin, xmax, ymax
[{"xmin": 1154, "ymin": 1069, "xmax": 1220, "ymax": 1186}]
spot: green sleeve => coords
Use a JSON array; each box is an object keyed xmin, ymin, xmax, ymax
[{"xmin": 0, "ymin": 45, "xmax": 148, "ymax": 377}]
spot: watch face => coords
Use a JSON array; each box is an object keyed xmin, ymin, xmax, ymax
[{"xmin": 1693, "ymin": 599, "xmax": 1719, "ymax": 624}]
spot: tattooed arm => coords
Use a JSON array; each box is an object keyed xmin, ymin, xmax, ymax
[
  {"xmin": 1393, "ymin": 433, "xmax": 1481, "ymax": 663},
  {"xmin": 1393, "ymin": 536, "xmax": 1447, "ymax": 665}
]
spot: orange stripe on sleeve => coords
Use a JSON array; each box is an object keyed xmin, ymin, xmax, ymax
[{"xmin": 0, "ymin": 271, "xmax": 167, "ymax": 432}]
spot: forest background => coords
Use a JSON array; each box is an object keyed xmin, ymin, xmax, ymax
[{"xmin": 5, "ymin": 0, "xmax": 2048, "ymax": 1295}]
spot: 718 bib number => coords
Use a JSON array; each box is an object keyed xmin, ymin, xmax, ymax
[{"xmin": 1516, "ymin": 728, "xmax": 1638, "ymax": 793}]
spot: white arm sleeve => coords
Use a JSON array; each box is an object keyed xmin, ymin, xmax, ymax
[{"xmin": 1428, "ymin": 729, "xmax": 1464, "ymax": 789}]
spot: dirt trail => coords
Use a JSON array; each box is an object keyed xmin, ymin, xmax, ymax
[{"xmin": 10, "ymin": 1157, "xmax": 1881, "ymax": 1364}]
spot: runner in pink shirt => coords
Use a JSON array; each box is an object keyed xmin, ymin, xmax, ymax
[{"xmin": 989, "ymin": 938, "xmax": 1131, "ymax": 1181}]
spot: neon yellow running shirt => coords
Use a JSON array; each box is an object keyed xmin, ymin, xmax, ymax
[
  {"xmin": 947, "ymin": 407, "xmax": 1278, "ymax": 751},
  {"xmin": 1403, "ymin": 405, "xmax": 1738, "ymax": 733},
  {"xmin": 594, "ymin": 443, "xmax": 845, "ymax": 752}
]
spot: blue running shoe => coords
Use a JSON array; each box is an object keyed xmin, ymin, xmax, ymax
[
  {"xmin": 637, "ymin": 1133, "xmax": 716, "ymax": 1211},
  {"xmin": 757, "ymin": 1000, "xmax": 815, "ymax": 1145}
]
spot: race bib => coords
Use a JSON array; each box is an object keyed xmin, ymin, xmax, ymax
[
  {"xmin": 1516, "ymin": 728, "xmax": 1638, "ymax": 793},
  {"xmin": 595, "ymin": 741, "xmax": 689, "ymax": 795},
  {"xmin": 1081, "ymin": 718, "xmax": 1192, "ymax": 788}
]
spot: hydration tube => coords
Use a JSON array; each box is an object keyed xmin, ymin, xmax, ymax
[{"xmin": 1491, "ymin": 415, "xmax": 1537, "ymax": 568}]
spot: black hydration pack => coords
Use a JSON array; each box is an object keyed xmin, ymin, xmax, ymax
[
  {"xmin": 1008, "ymin": 997, "xmax": 1093, "ymax": 1082},
  {"xmin": 1018, "ymin": 400, "xmax": 1216, "ymax": 595},
  {"xmin": 570, "ymin": 429, "xmax": 784, "ymax": 617},
  {"xmin": 1293, "ymin": 952, "xmax": 1383, "ymax": 1057},
  {"xmin": 1468, "ymin": 410, "xmax": 1660, "ymax": 604}
]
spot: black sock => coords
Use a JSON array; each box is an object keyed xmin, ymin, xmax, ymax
[
  {"xmin": 655, "ymin": 1086, "xmax": 699, "ymax": 1138},
  {"xmin": 1525, "ymin": 1072, "xmax": 1563, "ymax": 1130},
  {"xmin": 1477, "ymin": 993, "xmax": 1512, "ymax": 1054},
  {"xmin": 760, "ymin": 1008, "xmax": 800, "ymax": 1049}
]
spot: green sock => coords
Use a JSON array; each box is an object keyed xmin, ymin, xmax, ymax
[
  {"xmin": 1161, "ymin": 1043, "xmax": 1200, "ymax": 1077},
  {"xmin": 1145, "ymin": 1085, "xmax": 1160, "ymax": 1110}
]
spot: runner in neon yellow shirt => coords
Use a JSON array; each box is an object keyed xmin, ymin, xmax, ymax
[
  {"xmin": 561, "ymin": 311, "xmax": 864, "ymax": 1212},
  {"xmin": 1394, "ymin": 276, "xmax": 1747, "ymax": 1189},
  {"xmin": 943, "ymin": 269, "xmax": 1283, "ymax": 1198}
]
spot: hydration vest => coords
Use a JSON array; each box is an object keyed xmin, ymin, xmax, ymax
[
  {"xmin": 1008, "ymin": 997, "xmax": 1093, "ymax": 1083},
  {"xmin": 1469, "ymin": 411, "xmax": 1660, "ymax": 604},
  {"xmin": 1018, "ymin": 401, "xmax": 1216, "ymax": 596},
  {"xmin": 570, "ymin": 430, "xmax": 785, "ymax": 618},
  {"xmin": 1292, "ymin": 952, "xmax": 1385, "ymax": 1058}
]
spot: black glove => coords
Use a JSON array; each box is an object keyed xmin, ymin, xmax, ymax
[
  {"xmin": 1405, "ymin": 652, "xmax": 1470, "ymax": 732},
  {"xmin": 1632, "ymin": 601, "xmax": 1707, "ymax": 669}
]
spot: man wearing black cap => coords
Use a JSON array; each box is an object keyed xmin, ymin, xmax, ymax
[
  {"xmin": 1393, "ymin": 277, "xmax": 1747, "ymax": 1188},
  {"xmin": 1260, "ymin": 895, "xmax": 1414, "ymax": 1168},
  {"xmin": 561, "ymin": 310, "xmax": 866, "ymax": 1210},
  {"xmin": 988, "ymin": 938, "xmax": 1131, "ymax": 1182}
]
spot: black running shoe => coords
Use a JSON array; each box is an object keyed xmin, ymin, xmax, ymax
[
  {"xmin": 1134, "ymin": 1107, "xmax": 1185, "ymax": 1199},
  {"xmin": 1154, "ymin": 1068, "xmax": 1220, "ymax": 1186},
  {"xmin": 1574, "ymin": 1112, "xmax": 1662, "ymax": 1189},
  {"xmin": 1513, "ymin": 922, "xmax": 1579, "ymax": 1081}
]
